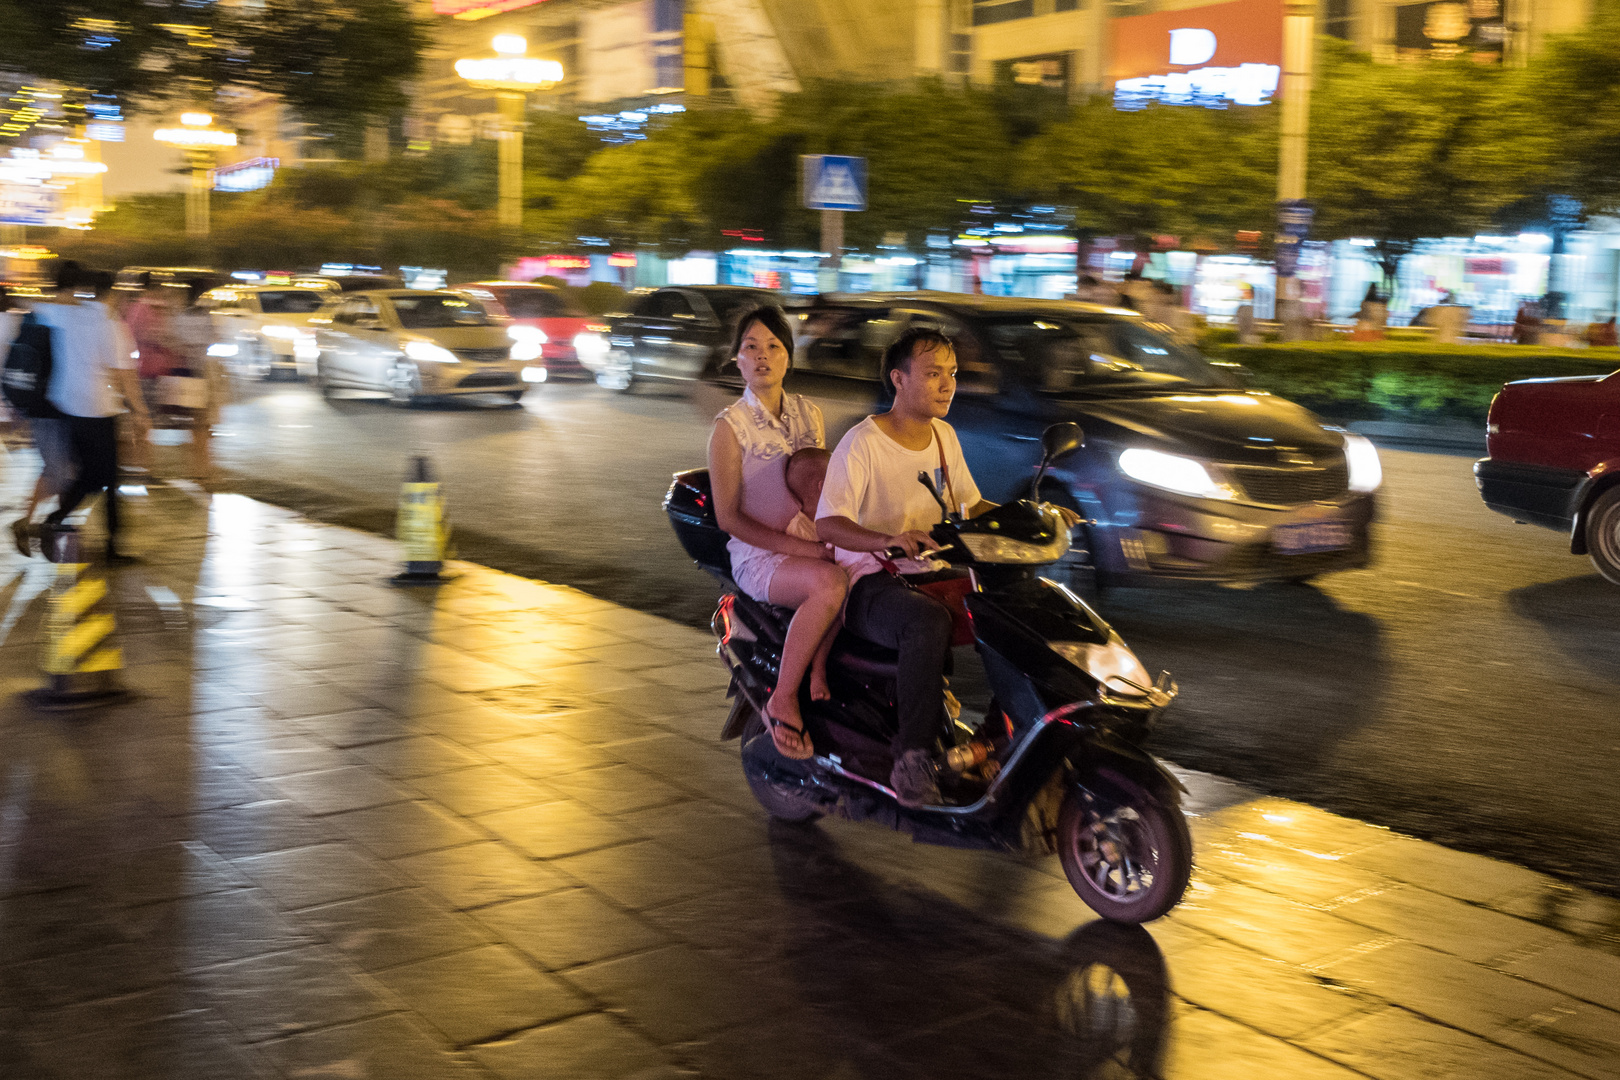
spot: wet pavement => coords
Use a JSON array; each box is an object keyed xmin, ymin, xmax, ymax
[
  {"xmin": 209, "ymin": 379, "xmax": 1620, "ymax": 895},
  {"xmin": 0, "ymin": 477, "xmax": 1618, "ymax": 1078}
]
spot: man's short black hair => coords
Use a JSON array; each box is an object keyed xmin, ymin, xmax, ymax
[
  {"xmin": 881, "ymin": 326, "xmax": 954, "ymax": 395},
  {"xmin": 53, "ymin": 259, "xmax": 87, "ymax": 293},
  {"xmin": 729, "ymin": 304, "xmax": 795, "ymax": 366}
]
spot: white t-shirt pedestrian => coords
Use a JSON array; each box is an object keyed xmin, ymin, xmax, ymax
[
  {"xmin": 817, "ymin": 416, "xmax": 982, "ymax": 585},
  {"xmin": 31, "ymin": 300, "xmax": 133, "ymax": 418}
]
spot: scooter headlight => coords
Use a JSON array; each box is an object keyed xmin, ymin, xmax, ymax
[
  {"xmin": 957, "ymin": 531, "xmax": 1070, "ymax": 564},
  {"xmin": 1050, "ymin": 636, "xmax": 1152, "ymax": 697}
]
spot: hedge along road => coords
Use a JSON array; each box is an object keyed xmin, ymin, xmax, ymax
[{"xmin": 209, "ymin": 376, "xmax": 1620, "ymax": 896}]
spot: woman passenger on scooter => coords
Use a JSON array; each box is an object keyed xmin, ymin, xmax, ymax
[{"xmin": 708, "ymin": 306, "xmax": 846, "ymax": 760}]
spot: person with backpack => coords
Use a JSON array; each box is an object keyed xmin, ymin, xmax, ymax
[
  {"xmin": 2, "ymin": 285, "xmax": 75, "ymax": 555},
  {"xmin": 3, "ymin": 260, "xmax": 148, "ymax": 562}
]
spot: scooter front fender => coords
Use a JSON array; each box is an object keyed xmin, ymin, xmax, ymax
[{"xmin": 1071, "ymin": 728, "xmax": 1187, "ymax": 807}]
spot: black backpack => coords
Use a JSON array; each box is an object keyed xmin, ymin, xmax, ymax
[{"xmin": 2, "ymin": 312, "xmax": 63, "ymax": 419}]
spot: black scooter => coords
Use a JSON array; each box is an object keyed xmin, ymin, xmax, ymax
[{"xmin": 665, "ymin": 423, "xmax": 1192, "ymax": 922}]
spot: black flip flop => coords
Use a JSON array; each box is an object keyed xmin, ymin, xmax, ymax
[{"xmin": 762, "ymin": 712, "xmax": 813, "ymax": 760}]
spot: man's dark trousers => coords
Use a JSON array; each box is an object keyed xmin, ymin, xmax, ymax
[
  {"xmin": 46, "ymin": 415, "xmax": 120, "ymax": 552},
  {"xmin": 842, "ymin": 570, "xmax": 957, "ymax": 754}
]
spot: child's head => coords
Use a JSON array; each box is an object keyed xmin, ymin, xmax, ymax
[{"xmin": 786, "ymin": 447, "xmax": 830, "ymax": 512}]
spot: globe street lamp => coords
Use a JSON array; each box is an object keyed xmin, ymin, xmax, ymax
[
  {"xmin": 153, "ymin": 112, "xmax": 237, "ymax": 239},
  {"xmin": 455, "ymin": 36, "xmax": 563, "ymax": 233}
]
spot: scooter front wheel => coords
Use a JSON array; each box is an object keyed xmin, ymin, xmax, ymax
[
  {"xmin": 739, "ymin": 713, "xmax": 825, "ymax": 824},
  {"xmin": 1058, "ymin": 772, "xmax": 1191, "ymax": 923}
]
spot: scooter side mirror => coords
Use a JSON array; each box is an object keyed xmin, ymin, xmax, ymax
[
  {"xmin": 1032, "ymin": 422, "xmax": 1085, "ymax": 495},
  {"xmin": 1041, "ymin": 422, "xmax": 1085, "ymax": 462}
]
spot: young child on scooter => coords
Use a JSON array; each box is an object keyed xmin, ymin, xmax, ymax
[{"xmin": 785, "ymin": 446, "xmax": 840, "ymax": 701}]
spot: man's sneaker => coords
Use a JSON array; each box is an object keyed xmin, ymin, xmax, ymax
[{"xmin": 890, "ymin": 748, "xmax": 943, "ymax": 808}]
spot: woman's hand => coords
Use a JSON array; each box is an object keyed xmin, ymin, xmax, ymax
[{"xmin": 793, "ymin": 537, "xmax": 834, "ymax": 562}]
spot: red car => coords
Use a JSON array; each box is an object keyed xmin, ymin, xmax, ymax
[
  {"xmin": 1474, "ymin": 370, "xmax": 1620, "ymax": 583},
  {"xmin": 456, "ymin": 282, "xmax": 611, "ymax": 378}
]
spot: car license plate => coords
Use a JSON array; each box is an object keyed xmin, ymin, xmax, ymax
[{"xmin": 1273, "ymin": 520, "xmax": 1351, "ymax": 555}]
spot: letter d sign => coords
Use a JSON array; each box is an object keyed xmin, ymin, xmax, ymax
[{"xmin": 1169, "ymin": 28, "xmax": 1217, "ymax": 66}]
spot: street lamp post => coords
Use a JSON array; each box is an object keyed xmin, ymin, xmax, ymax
[
  {"xmin": 455, "ymin": 36, "xmax": 563, "ymax": 234},
  {"xmin": 153, "ymin": 113, "xmax": 237, "ymax": 239}
]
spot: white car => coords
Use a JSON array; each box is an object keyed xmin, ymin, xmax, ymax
[
  {"xmin": 310, "ymin": 290, "xmax": 542, "ymax": 407},
  {"xmin": 202, "ymin": 282, "xmax": 338, "ymax": 380}
]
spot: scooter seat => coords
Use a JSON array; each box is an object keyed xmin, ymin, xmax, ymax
[{"xmin": 829, "ymin": 631, "xmax": 900, "ymax": 680}]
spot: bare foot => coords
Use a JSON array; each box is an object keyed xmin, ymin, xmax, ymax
[
  {"xmin": 764, "ymin": 695, "xmax": 812, "ymax": 759},
  {"xmin": 808, "ymin": 668, "xmax": 832, "ymax": 701}
]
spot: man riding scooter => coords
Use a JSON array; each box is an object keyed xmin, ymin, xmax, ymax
[{"xmin": 815, "ymin": 327, "xmax": 1081, "ymax": 807}]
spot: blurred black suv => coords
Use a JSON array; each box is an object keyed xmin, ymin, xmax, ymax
[
  {"xmin": 598, "ymin": 285, "xmax": 779, "ymax": 391},
  {"xmin": 794, "ymin": 293, "xmax": 1382, "ymax": 587}
]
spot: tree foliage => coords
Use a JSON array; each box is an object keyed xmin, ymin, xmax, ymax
[
  {"xmin": 1306, "ymin": 40, "xmax": 1537, "ymax": 279},
  {"xmin": 1014, "ymin": 100, "xmax": 1277, "ymax": 242},
  {"xmin": 0, "ymin": 0, "xmax": 425, "ymax": 139}
]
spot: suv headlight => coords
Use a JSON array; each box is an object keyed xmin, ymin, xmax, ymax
[
  {"xmin": 958, "ymin": 530, "xmax": 1070, "ymax": 564},
  {"xmin": 403, "ymin": 340, "xmax": 459, "ymax": 364},
  {"xmin": 1344, "ymin": 433, "xmax": 1382, "ymax": 492},
  {"xmin": 1118, "ymin": 448, "xmax": 1237, "ymax": 500},
  {"xmin": 1051, "ymin": 636, "xmax": 1152, "ymax": 696}
]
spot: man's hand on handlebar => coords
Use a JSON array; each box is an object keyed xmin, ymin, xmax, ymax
[
  {"xmin": 883, "ymin": 530, "xmax": 937, "ymax": 560},
  {"xmin": 1047, "ymin": 504, "xmax": 1083, "ymax": 530}
]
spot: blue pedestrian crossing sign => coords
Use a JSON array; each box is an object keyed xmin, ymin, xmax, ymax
[{"xmin": 802, "ymin": 155, "xmax": 867, "ymax": 212}]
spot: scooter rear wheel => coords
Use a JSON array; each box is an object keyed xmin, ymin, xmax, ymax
[
  {"xmin": 739, "ymin": 713, "xmax": 825, "ymax": 824},
  {"xmin": 1058, "ymin": 771, "xmax": 1191, "ymax": 923}
]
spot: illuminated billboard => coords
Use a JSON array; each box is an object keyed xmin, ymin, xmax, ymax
[
  {"xmin": 433, "ymin": 0, "xmax": 550, "ymax": 20},
  {"xmin": 1109, "ymin": 0, "xmax": 1284, "ymax": 109}
]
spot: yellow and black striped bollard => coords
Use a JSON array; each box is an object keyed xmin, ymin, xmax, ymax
[{"xmin": 28, "ymin": 527, "xmax": 129, "ymax": 709}]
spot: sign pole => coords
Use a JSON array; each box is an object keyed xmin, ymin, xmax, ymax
[{"xmin": 820, "ymin": 208, "xmax": 843, "ymax": 294}]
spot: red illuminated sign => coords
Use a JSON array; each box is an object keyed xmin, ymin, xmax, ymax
[
  {"xmin": 607, "ymin": 253, "xmax": 637, "ymax": 267},
  {"xmin": 433, "ymin": 0, "xmax": 550, "ymax": 20}
]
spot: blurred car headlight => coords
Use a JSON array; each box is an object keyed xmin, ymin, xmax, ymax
[
  {"xmin": 1118, "ymin": 448, "xmax": 1236, "ymax": 500},
  {"xmin": 958, "ymin": 529, "xmax": 1070, "ymax": 564},
  {"xmin": 521, "ymin": 366, "xmax": 547, "ymax": 383},
  {"xmin": 573, "ymin": 331, "xmax": 610, "ymax": 364},
  {"xmin": 207, "ymin": 343, "xmax": 238, "ymax": 358},
  {"xmin": 508, "ymin": 324, "xmax": 547, "ymax": 344},
  {"xmin": 403, "ymin": 339, "xmax": 459, "ymax": 364},
  {"xmin": 1051, "ymin": 637, "xmax": 1152, "ymax": 697},
  {"xmin": 1344, "ymin": 433, "xmax": 1383, "ymax": 493},
  {"xmin": 260, "ymin": 325, "xmax": 305, "ymax": 341}
]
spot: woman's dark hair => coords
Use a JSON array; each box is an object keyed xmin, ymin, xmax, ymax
[
  {"xmin": 729, "ymin": 304, "xmax": 795, "ymax": 366},
  {"xmin": 880, "ymin": 326, "xmax": 954, "ymax": 396}
]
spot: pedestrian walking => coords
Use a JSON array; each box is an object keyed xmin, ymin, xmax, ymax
[
  {"xmin": 29, "ymin": 260, "xmax": 148, "ymax": 563},
  {"xmin": 165, "ymin": 281, "xmax": 223, "ymax": 488},
  {"xmin": 1, "ymin": 279, "xmax": 76, "ymax": 555},
  {"xmin": 1588, "ymin": 315, "xmax": 1617, "ymax": 347}
]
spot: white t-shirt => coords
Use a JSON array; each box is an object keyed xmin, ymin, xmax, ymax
[
  {"xmin": 30, "ymin": 301, "xmax": 133, "ymax": 418},
  {"xmin": 817, "ymin": 416, "xmax": 982, "ymax": 582}
]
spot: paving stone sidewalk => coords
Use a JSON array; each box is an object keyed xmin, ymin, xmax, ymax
[{"xmin": 0, "ymin": 478, "xmax": 1617, "ymax": 1079}]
